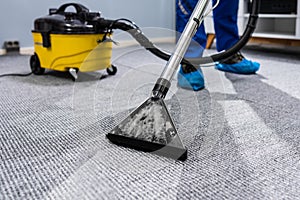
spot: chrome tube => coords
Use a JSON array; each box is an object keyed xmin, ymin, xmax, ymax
[{"xmin": 159, "ymin": 0, "xmax": 210, "ymax": 82}]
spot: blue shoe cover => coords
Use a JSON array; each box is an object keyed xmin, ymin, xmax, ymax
[
  {"xmin": 215, "ymin": 58, "xmax": 260, "ymax": 74},
  {"xmin": 177, "ymin": 66, "xmax": 205, "ymax": 91}
]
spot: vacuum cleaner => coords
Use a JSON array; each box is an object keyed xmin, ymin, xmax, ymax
[
  {"xmin": 29, "ymin": 3, "xmax": 194, "ymax": 80},
  {"xmin": 106, "ymin": 0, "xmax": 261, "ymax": 161},
  {"xmin": 30, "ymin": 1, "xmax": 260, "ymax": 160},
  {"xmin": 30, "ymin": 3, "xmax": 117, "ymax": 80}
]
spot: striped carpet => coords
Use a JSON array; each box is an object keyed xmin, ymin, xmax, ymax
[{"xmin": 1, "ymin": 45, "xmax": 300, "ymax": 199}]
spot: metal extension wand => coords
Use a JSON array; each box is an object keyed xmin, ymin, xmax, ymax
[
  {"xmin": 107, "ymin": 0, "xmax": 211, "ymax": 161},
  {"xmin": 152, "ymin": 0, "xmax": 210, "ymax": 99}
]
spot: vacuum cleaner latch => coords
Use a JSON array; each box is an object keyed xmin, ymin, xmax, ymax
[
  {"xmin": 49, "ymin": 8, "xmax": 58, "ymax": 15},
  {"xmin": 41, "ymin": 32, "xmax": 51, "ymax": 48}
]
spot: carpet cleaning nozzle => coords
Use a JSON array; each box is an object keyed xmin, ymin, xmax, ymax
[
  {"xmin": 106, "ymin": 0, "xmax": 211, "ymax": 161},
  {"xmin": 106, "ymin": 97, "xmax": 187, "ymax": 161}
]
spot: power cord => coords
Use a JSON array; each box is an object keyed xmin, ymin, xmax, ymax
[{"xmin": 0, "ymin": 72, "xmax": 32, "ymax": 78}]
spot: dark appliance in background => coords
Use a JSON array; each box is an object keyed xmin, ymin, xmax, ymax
[{"xmin": 248, "ymin": 0, "xmax": 297, "ymax": 14}]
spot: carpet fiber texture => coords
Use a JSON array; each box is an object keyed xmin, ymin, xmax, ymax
[{"xmin": 0, "ymin": 45, "xmax": 300, "ymax": 199}]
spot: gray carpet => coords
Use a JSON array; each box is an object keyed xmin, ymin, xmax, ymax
[{"xmin": 1, "ymin": 44, "xmax": 300, "ymax": 200}]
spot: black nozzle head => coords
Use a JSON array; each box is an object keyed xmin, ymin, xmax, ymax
[{"xmin": 106, "ymin": 97, "xmax": 187, "ymax": 161}]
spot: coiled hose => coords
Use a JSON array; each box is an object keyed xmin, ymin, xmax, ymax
[{"xmin": 96, "ymin": 0, "xmax": 260, "ymax": 66}]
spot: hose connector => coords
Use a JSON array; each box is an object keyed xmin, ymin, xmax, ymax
[{"xmin": 152, "ymin": 78, "xmax": 171, "ymax": 99}]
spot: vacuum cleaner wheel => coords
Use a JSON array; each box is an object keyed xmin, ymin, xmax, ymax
[
  {"xmin": 106, "ymin": 64, "xmax": 117, "ymax": 75},
  {"xmin": 30, "ymin": 54, "xmax": 45, "ymax": 75}
]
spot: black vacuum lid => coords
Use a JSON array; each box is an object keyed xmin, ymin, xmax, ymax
[{"xmin": 33, "ymin": 3, "xmax": 106, "ymax": 34}]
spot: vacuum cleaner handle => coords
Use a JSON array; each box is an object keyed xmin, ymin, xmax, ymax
[
  {"xmin": 152, "ymin": 0, "xmax": 210, "ymax": 98},
  {"xmin": 56, "ymin": 3, "xmax": 89, "ymax": 15}
]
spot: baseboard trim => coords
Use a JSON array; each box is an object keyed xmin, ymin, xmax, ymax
[
  {"xmin": 0, "ymin": 49, "xmax": 6, "ymax": 55},
  {"xmin": 0, "ymin": 47, "xmax": 35, "ymax": 55},
  {"xmin": 20, "ymin": 47, "xmax": 35, "ymax": 55}
]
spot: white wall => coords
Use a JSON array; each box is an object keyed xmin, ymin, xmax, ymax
[{"xmin": 0, "ymin": 0, "xmax": 175, "ymax": 49}]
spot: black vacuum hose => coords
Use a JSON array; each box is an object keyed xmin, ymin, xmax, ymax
[
  {"xmin": 190, "ymin": 0, "xmax": 260, "ymax": 64},
  {"xmin": 96, "ymin": 18, "xmax": 174, "ymax": 62},
  {"xmin": 96, "ymin": 0, "xmax": 260, "ymax": 66}
]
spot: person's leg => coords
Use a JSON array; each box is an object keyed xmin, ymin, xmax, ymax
[
  {"xmin": 176, "ymin": 0, "xmax": 205, "ymax": 90},
  {"xmin": 213, "ymin": 0, "xmax": 260, "ymax": 74},
  {"xmin": 176, "ymin": 0, "xmax": 207, "ymax": 57},
  {"xmin": 213, "ymin": 0, "xmax": 239, "ymax": 51}
]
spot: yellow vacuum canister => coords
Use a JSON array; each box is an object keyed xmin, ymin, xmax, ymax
[{"xmin": 30, "ymin": 3, "xmax": 117, "ymax": 80}]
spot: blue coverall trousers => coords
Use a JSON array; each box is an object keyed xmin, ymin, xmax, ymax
[{"xmin": 176, "ymin": 0, "xmax": 239, "ymax": 58}]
